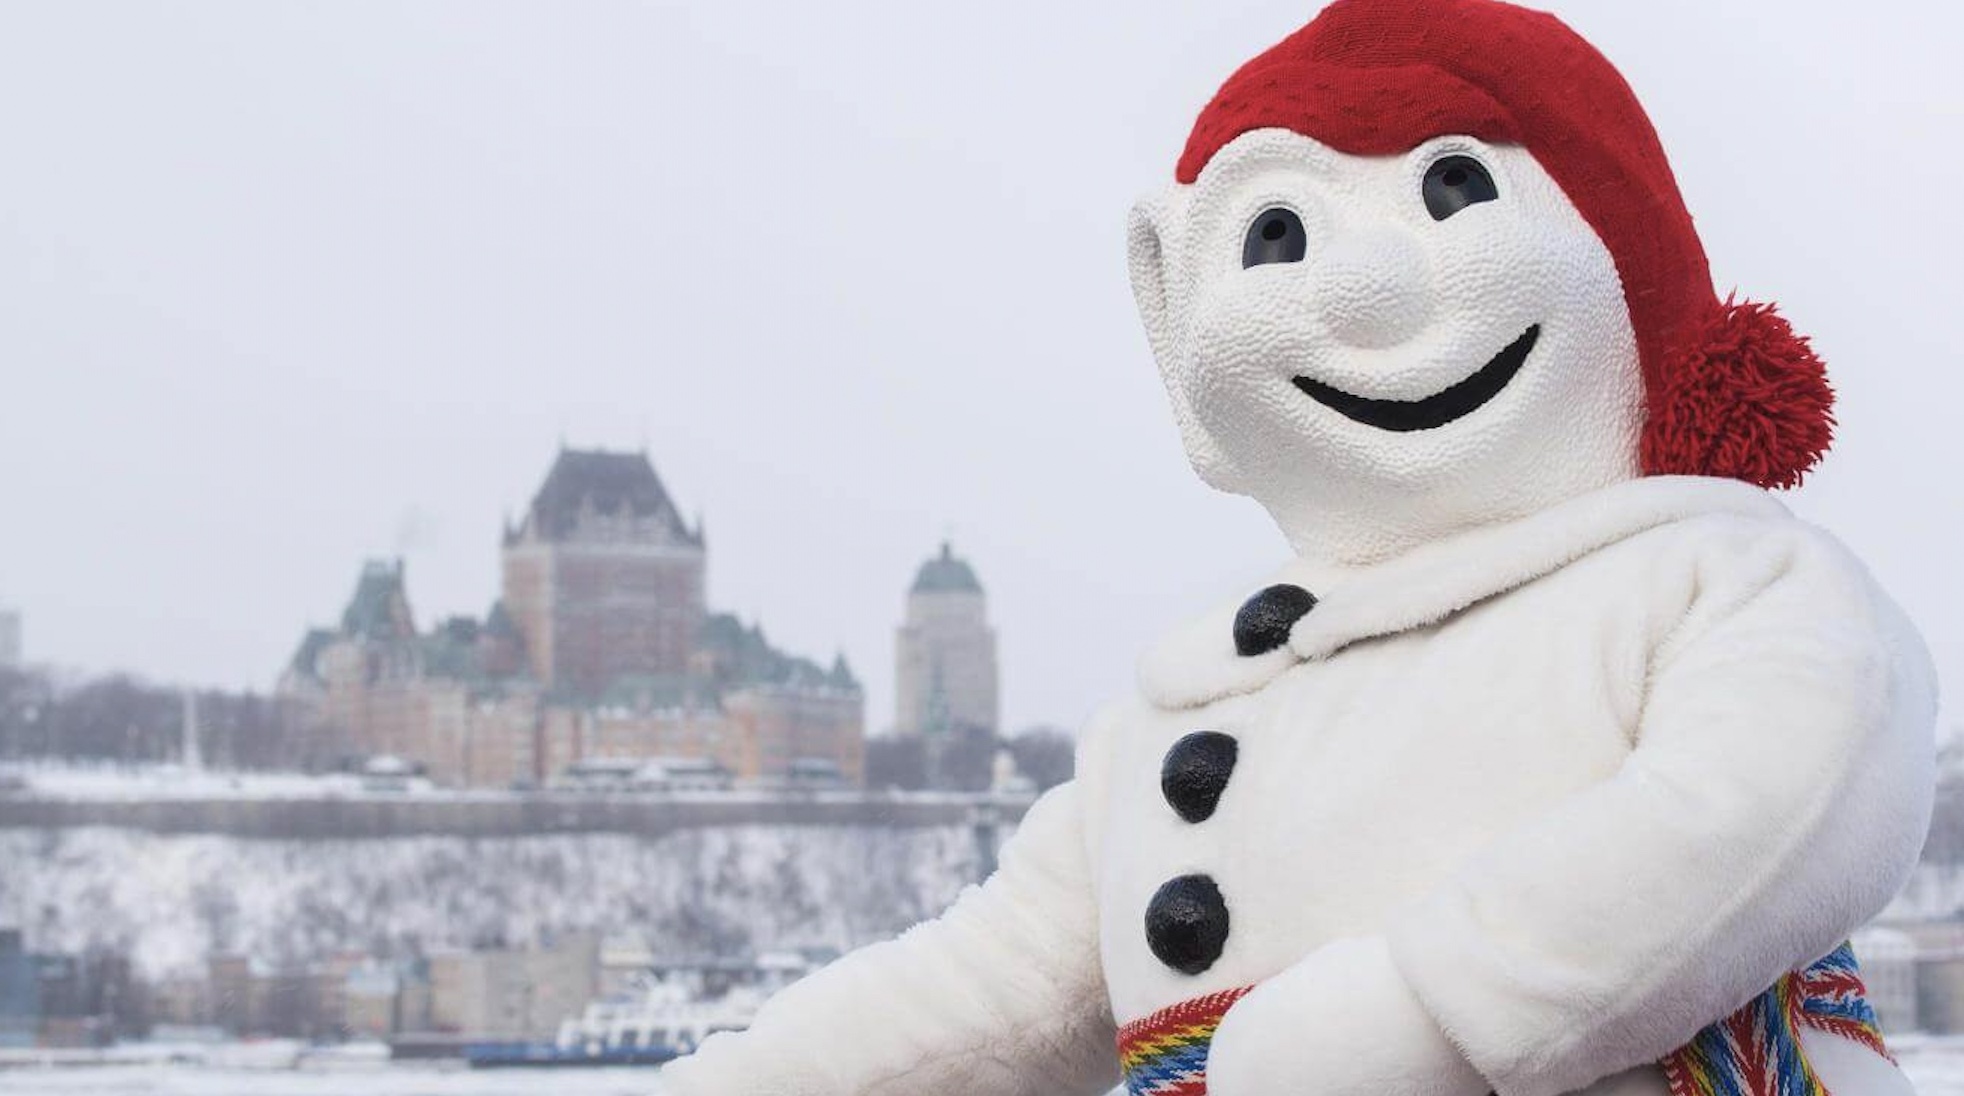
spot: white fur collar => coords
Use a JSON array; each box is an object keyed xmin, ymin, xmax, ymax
[{"xmin": 1137, "ymin": 476, "xmax": 1789, "ymax": 711}]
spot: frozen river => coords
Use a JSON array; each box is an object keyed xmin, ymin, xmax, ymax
[
  {"xmin": 11, "ymin": 1040, "xmax": 1964, "ymax": 1096},
  {"xmin": 0, "ymin": 1062, "xmax": 657, "ymax": 1096}
]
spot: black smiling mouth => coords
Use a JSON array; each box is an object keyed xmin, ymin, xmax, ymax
[{"xmin": 1290, "ymin": 325, "xmax": 1541, "ymax": 433}]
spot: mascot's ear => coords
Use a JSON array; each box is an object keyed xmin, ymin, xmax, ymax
[
  {"xmin": 1640, "ymin": 296, "xmax": 1835, "ymax": 490},
  {"xmin": 1127, "ymin": 191, "xmax": 1238, "ymax": 491},
  {"xmin": 1127, "ymin": 195, "xmax": 1176, "ymax": 367}
]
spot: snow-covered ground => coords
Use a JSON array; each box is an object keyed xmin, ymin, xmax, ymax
[
  {"xmin": 0, "ymin": 761, "xmax": 1008, "ymax": 806},
  {"xmin": 0, "ymin": 1063, "xmax": 658, "ymax": 1096},
  {"xmin": 5, "ymin": 764, "xmax": 383, "ymax": 801},
  {"xmin": 5, "ymin": 1042, "xmax": 1964, "ymax": 1096},
  {"xmin": 0, "ymin": 824, "xmax": 982, "ymax": 976}
]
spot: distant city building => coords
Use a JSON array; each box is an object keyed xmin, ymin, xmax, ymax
[
  {"xmin": 179, "ymin": 690, "xmax": 204, "ymax": 773},
  {"xmin": 0, "ymin": 931, "xmax": 134, "ymax": 1048},
  {"xmin": 0, "ymin": 930, "xmax": 33, "ymax": 1047},
  {"xmin": 278, "ymin": 447, "xmax": 864, "ymax": 787},
  {"xmin": 894, "ymin": 542, "xmax": 998, "ymax": 740},
  {"xmin": 342, "ymin": 961, "xmax": 406, "ymax": 1039},
  {"xmin": 428, "ymin": 933, "xmax": 599, "ymax": 1040},
  {"xmin": 0, "ymin": 609, "xmax": 20, "ymax": 669},
  {"xmin": 502, "ymin": 450, "xmax": 707, "ymax": 697}
]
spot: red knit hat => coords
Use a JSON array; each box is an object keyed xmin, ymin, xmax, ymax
[{"xmin": 1177, "ymin": 0, "xmax": 1833, "ymax": 489}]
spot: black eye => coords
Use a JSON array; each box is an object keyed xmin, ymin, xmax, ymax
[
  {"xmin": 1242, "ymin": 207, "xmax": 1306, "ymax": 268},
  {"xmin": 1423, "ymin": 155, "xmax": 1499, "ymax": 221}
]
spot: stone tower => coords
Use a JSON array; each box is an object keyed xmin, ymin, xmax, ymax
[
  {"xmin": 894, "ymin": 542, "xmax": 998, "ymax": 740},
  {"xmin": 0, "ymin": 608, "xmax": 18, "ymax": 669},
  {"xmin": 501, "ymin": 448, "xmax": 706, "ymax": 699}
]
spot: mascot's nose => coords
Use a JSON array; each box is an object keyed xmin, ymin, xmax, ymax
[{"xmin": 1311, "ymin": 226, "xmax": 1435, "ymax": 350}]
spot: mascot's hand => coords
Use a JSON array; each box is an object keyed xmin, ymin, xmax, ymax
[{"xmin": 1208, "ymin": 935, "xmax": 1489, "ymax": 1096}]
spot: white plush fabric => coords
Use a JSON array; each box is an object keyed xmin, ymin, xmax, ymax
[
  {"xmin": 661, "ymin": 128, "xmax": 1934, "ymax": 1096},
  {"xmin": 1127, "ymin": 131, "xmax": 1644, "ymax": 566},
  {"xmin": 1801, "ymin": 1026, "xmax": 1918, "ymax": 1096},
  {"xmin": 1134, "ymin": 474, "xmax": 1790, "ymax": 710},
  {"xmin": 1381, "ymin": 508, "xmax": 1938, "ymax": 1096},
  {"xmin": 659, "ymin": 782, "xmax": 1121, "ymax": 1096},
  {"xmin": 660, "ymin": 478, "xmax": 1935, "ymax": 1096},
  {"xmin": 1207, "ymin": 935, "xmax": 1487, "ymax": 1096}
]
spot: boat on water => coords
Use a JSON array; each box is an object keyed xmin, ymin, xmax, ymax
[{"xmin": 464, "ymin": 968, "xmax": 778, "ymax": 1068}]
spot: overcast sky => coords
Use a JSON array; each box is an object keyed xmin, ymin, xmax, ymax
[{"xmin": 1, "ymin": 0, "xmax": 1958, "ymax": 739}]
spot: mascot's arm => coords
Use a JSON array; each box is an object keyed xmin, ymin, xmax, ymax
[
  {"xmin": 1372, "ymin": 524, "xmax": 1937, "ymax": 1096},
  {"xmin": 659, "ymin": 780, "xmax": 1119, "ymax": 1096}
]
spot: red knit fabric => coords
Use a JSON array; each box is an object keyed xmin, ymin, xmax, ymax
[
  {"xmin": 1176, "ymin": 0, "xmax": 1833, "ymax": 488},
  {"xmin": 1643, "ymin": 297, "xmax": 1834, "ymax": 490}
]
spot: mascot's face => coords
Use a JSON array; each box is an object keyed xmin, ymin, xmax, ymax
[{"xmin": 1130, "ymin": 129, "xmax": 1644, "ymax": 563}]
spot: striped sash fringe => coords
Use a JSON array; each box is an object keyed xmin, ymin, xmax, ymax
[
  {"xmin": 1115, "ymin": 944, "xmax": 1888, "ymax": 1096},
  {"xmin": 1660, "ymin": 943, "xmax": 1891, "ymax": 1096}
]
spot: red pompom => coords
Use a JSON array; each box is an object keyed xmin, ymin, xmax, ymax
[{"xmin": 1640, "ymin": 297, "xmax": 1835, "ymax": 490}]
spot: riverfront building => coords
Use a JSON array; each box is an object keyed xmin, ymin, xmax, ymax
[
  {"xmin": 893, "ymin": 542, "xmax": 998, "ymax": 742},
  {"xmin": 278, "ymin": 448, "xmax": 863, "ymax": 788}
]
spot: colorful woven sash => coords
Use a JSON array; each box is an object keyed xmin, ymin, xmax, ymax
[
  {"xmin": 1660, "ymin": 943, "xmax": 1891, "ymax": 1096},
  {"xmin": 1115, "ymin": 944, "xmax": 1889, "ymax": 1096},
  {"xmin": 1116, "ymin": 986, "xmax": 1252, "ymax": 1096}
]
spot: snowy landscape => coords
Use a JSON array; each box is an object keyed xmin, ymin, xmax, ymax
[
  {"xmin": 7, "ymin": 1039, "xmax": 1964, "ymax": 1096},
  {"xmin": 0, "ymin": 821, "xmax": 981, "ymax": 980},
  {"xmin": 2, "ymin": 0, "xmax": 1959, "ymax": 1092},
  {"xmin": 4, "ymin": 1062, "xmax": 659, "ymax": 1096},
  {"xmin": 4, "ymin": 767, "xmax": 1961, "ymax": 982}
]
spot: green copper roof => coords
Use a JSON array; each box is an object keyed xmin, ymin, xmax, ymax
[
  {"xmin": 911, "ymin": 542, "xmax": 982, "ymax": 595},
  {"xmin": 340, "ymin": 559, "xmax": 415, "ymax": 641}
]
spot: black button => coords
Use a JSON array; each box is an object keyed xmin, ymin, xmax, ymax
[
  {"xmin": 1232, "ymin": 583, "xmax": 1317, "ymax": 657},
  {"xmin": 1161, "ymin": 732, "xmax": 1237, "ymax": 823},
  {"xmin": 1145, "ymin": 874, "xmax": 1230, "ymax": 976}
]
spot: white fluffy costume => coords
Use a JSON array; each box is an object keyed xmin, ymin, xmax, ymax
[{"xmin": 662, "ymin": 2, "xmax": 1938, "ymax": 1094}]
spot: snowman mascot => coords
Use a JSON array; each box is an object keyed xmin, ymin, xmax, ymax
[{"xmin": 663, "ymin": 1, "xmax": 1938, "ymax": 1094}]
